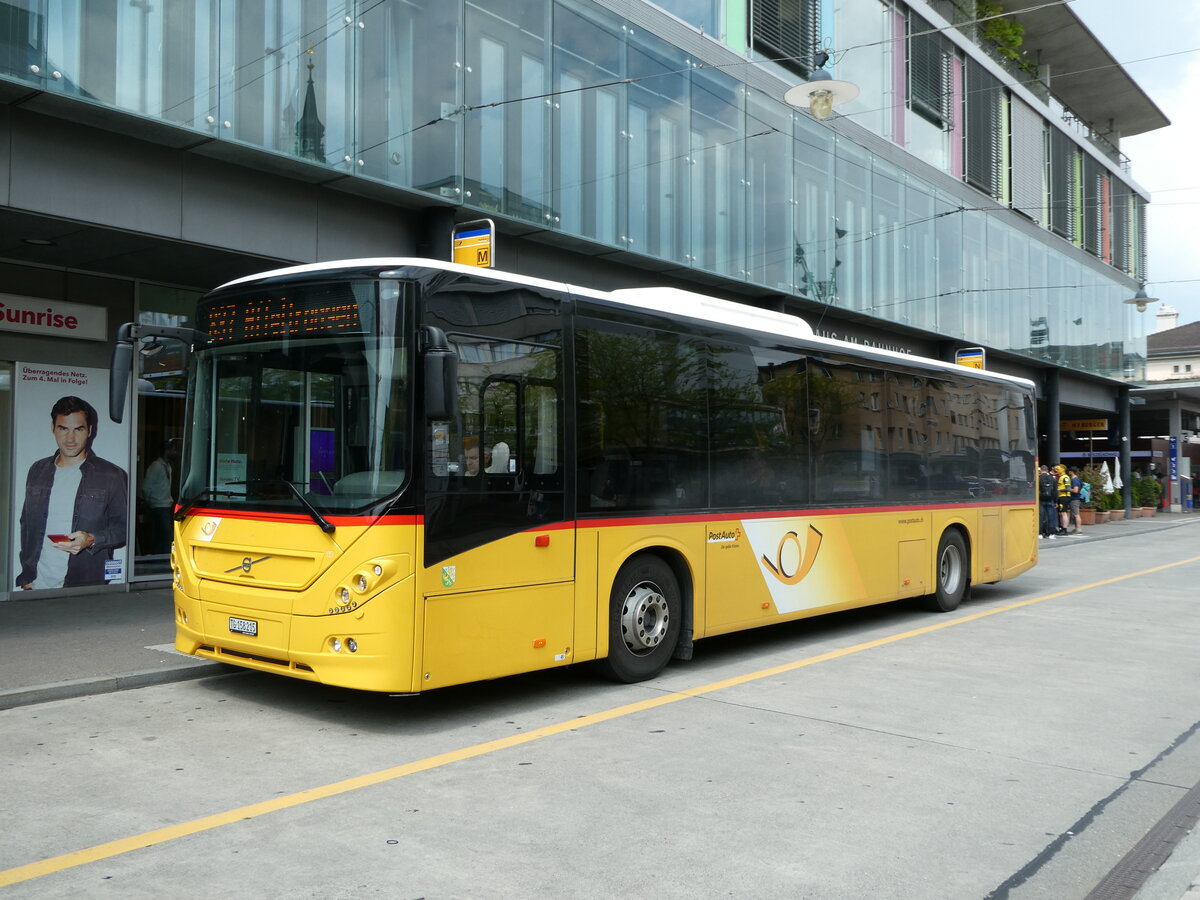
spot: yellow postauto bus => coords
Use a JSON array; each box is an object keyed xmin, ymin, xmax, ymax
[{"xmin": 111, "ymin": 259, "xmax": 1038, "ymax": 692}]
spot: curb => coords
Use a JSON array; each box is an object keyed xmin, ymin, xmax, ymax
[
  {"xmin": 1039, "ymin": 517, "xmax": 1196, "ymax": 548},
  {"xmin": 0, "ymin": 661, "xmax": 238, "ymax": 711}
]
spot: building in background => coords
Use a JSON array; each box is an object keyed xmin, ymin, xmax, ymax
[
  {"xmin": 0, "ymin": 0, "xmax": 1177, "ymax": 595},
  {"xmin": 1138, "ymin": 312, "xmax": 1200, "ymax": 510}
]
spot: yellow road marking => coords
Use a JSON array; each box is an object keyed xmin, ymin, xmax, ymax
[{"xmin": 4, "ymin": 554, "xmax": 1198, "ymax": 888}]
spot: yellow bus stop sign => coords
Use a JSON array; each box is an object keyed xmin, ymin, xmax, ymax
[
  {"xmin": 955, "ymin": 347, "xmax": 985, "ymax": 369},
  {"xmin": 452, "ymin": 219, "xmax": 495, "ymax": 268}
]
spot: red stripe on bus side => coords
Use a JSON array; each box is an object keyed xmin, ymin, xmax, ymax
[
  {"xmin": 182, "ymin": 507, "xmax": 419, "ymax": 527},
  {"xmin": 180, "ymin": 501, "xmax": 1030, "ymax": 531},
  {"xmin": 578, "ymin": 500, "xmax": 1032, "ymax": 529}
]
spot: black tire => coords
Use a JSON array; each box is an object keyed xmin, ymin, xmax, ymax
[
  {"xmin": 923, "ymin": 530, "xmax": 968, "ymax": 612},
  {"xmin": 596, "ymin": 555, "xmax": 682, "ymax": 683}
]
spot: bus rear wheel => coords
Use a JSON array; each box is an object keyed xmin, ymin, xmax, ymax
[
  {"xmin": 923, "ymin": 529, "xmax": 968, "ymax": 612},
  {"xmin": 597, "ymin": 555, "xmax": 682, "ymax": 683}
]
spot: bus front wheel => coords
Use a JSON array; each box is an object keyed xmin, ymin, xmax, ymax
[
  {"xmin": 597, "ymin": 555, "xmax": 682, "ymax": 683},
  {"xmin": 924, "ymin": 529, "xmax": 968, "ymax": 612}
]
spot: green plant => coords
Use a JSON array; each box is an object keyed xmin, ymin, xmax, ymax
[
  {"xmin": 976, "ymin": 0, "xmax": 1026, "ymax": 61},
  {"xmin": 1134, "ymin": 475, "xmax": 1163, "ymax": 508}
]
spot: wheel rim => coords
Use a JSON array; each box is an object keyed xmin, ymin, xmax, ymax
[
  {"xmin": 939, "ymin": 543, "xmax": 963, "ymax": 596},
  {"xmin": 620, "ymin": 581, "xmax": 670, "ymax": 655}
]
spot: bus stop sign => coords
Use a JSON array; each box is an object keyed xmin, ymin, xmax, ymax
[
  {"xmin": 452, "ymin": 219, "xmax": 495, "ymax": 268},
  {"xmin": 955, "ymin": 347, "xmax": 985, "ymax": 369}
]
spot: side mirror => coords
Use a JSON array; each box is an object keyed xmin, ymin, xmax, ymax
[
  {"xmin": 421, "ymin": 325, "xmax": 458, "ymax": 420},
  {"xmin": 110, "ymin": 323, "xmax": 206, "ymax": 423}
]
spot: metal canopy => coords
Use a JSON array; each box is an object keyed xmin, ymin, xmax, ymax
[{"xmin": 1005, "ymin": 0, "xmax": 1170, "ymax": 138}]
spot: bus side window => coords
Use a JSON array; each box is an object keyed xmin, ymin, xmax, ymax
[
  {"xmin": 480, "ymin": 378, "xmax": 519, "ymax": 489},
  {"xmin": 525, "ymin": 383, "xmax": 559, "ymax": 477}
]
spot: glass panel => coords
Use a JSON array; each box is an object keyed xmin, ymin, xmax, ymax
[
  {"xmin": 836, "ymin": 0, "xmax": 888, "ymax": 137},
  {"xmin": 794, "ymin": 115, "xmax": 835, "ymax": 304},
  {"xmin": 464, "ymin": 0, "xmax": 550, "ymax": 222},
  {"xmin": 835, "ymin": 137, "xmax": 872, "ymax": 312},
  {"xmin": 0, "ymin": 2, "xmax": 44, "ymax": 88},
  {"xmin": 871, "ymin": 158, "xmax": 903, "ymax": 319},
  {"xmin": 219, "ymin": 0, "xmax": 354, "ymax": 166},
  {"xmin": 746, "ymin": 89, "xmax": 792, "ymax": 292},
  {"xmin": 903, "ymin": 176, "xmax": 936, "ymax": 331},
  {"xmin": 356, "ymin": 0, "xmax": 462, "ymax": 196},
  {"xmin": 649, "ymin": 0, "xmax": 721, "ymax": 36},
  {"xmin": 935, "ymin": 189, "xmax": 964, "ymax": 339},
  {"xmin": 28, "ymin": 1, "xmax": 218, "ymax": 125},
  {"xmin": 553, "ymin": 2, "xmax": 623, "ymax": 243},
  {"xmin": 626, "ymin": 29, "xmax": 689, "ymax": 262},
  {"xmin": 961, "ymin": 208, "xmax": 986, "ymax": 339},
  {"xmin": 690, "ymin": 65, "xmax": 744, "ymax": 277}
]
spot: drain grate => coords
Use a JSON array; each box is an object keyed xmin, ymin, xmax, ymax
[{"xmin": 1085, "ymin": 778, "xmax": 1200, "ymax": 900}]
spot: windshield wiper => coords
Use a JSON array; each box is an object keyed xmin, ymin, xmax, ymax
[
  {"xmin": 174, "ymin": 488, "xmax": 246, "ymax": 522},
  {"xmin": 222, "ymin": 479, "xmax": 336, "ymax": 534}
]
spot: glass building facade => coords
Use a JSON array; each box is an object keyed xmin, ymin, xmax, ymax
[{"xmin": 1, "ymin": 0, "xmax": 1151, "ymax": 379}]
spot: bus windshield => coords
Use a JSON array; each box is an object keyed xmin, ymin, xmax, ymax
[{"xmin": 178, "ymin": 279, "xmax": 409, "ymax": 517}]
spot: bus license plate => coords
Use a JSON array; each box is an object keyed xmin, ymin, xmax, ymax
[{"xmin": 228, "ymin": 616, "xmax": 258, "ymax": 636}]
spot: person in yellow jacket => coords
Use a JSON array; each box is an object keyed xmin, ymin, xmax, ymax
[{"xmin": 1055, "ymin": 464, "xmax": 1071, "ymax": 535}]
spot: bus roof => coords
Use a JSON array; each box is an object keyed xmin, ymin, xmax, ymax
[{"xmin": 214, "ymin": 257, "xmax": 1034, "ymax": 391}]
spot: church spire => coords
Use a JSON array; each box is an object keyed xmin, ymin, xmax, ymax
[{"xmin": 295, "ymin": 52, "xmax": 325, "ymax": 162}]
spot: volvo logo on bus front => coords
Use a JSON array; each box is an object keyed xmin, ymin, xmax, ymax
[{"xmin": 225, "ymin": 555, "xmax": 270, "ymax": 574}]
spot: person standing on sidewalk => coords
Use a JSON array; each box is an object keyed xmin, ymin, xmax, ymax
[
  {"xmin": 1038, "ymin": 465, "xmax": 1058, "ymax": 540},
  {"xmin": 1055, "ymin": 464, "xmax": 1071, "ymax": 535},
  {"xmin": 1067, "ymin": 467, "xmax": 1083, "ymax": 534},
  {"xmin": 141, "ymin": 438, "xmax": 179, "ymax": 555}
]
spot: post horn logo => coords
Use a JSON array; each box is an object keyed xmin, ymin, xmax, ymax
[{"xmin": 761, "ymin": 525, "xmax": 823, "ymax": 585}]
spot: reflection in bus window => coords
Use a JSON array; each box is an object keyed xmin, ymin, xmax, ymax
[{"xmin": 576, "ymin": 321, "xmax": 706, "ymax": 511}]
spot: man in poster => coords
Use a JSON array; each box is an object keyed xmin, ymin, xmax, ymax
[{"xmin": 16, "ymin": 395, "xmax": 128, "ymax": 590}]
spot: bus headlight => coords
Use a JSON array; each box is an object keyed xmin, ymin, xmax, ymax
[
  {"xmin": 353, "ymin": 574, "xmax": 368, "ymax": 593},
  {"xmin": 331, "ymin": 638, "xmax": 343, "ymax": 653},
  {"xmin": 347, "ymin": 638, "xmax": 358, "ymax": 653},
  {"xmin": 337, "ymin": 587, "xmax": 350, "ymax": 604}
]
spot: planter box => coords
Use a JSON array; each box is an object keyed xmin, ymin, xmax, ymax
[
  {"xmin": 1142, "ymin": 507, "xmax": 1158, "ymax": 517},
  {"xmin": 1094, "ymin": 510, "xmax": 1110, "ymax": 523},
  {"xmin": 1130, "ymin": 507, "xmax": 1143, "ymax": 518},
  {"xmin": 1079, "ymin": 508, "xmax": 1096, "ymax": 526}
]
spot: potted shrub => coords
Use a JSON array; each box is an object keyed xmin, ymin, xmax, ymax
[
  {"xmin": 1137, "ymin": 476, "xmax": 1163, "ymax": 516},
  {"xmin": 1104, "ymin": 488, "xmax": 1122, "ymax": 521},
  {"xmin": 1078, "ymin": 465, "xmax": 1106, "ymax": 526}
]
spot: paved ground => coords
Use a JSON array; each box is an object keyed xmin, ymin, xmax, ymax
[{"xmin": 0, "ymin": 510, "xmax": 1196, "ymax": 897}]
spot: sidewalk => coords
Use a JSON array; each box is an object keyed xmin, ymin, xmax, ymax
[{"xmin": 0, "ymin": 584, "xmax": 227, "ymax": 710}]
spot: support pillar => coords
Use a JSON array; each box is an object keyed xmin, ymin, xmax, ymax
[
  {"xmin": 1045, "ymin": 368, "xmax": 1061, "ymax": 465},
  {"xmin": 1119, "ymin": 385, "xmax": 1132, "ymax": 519}
]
